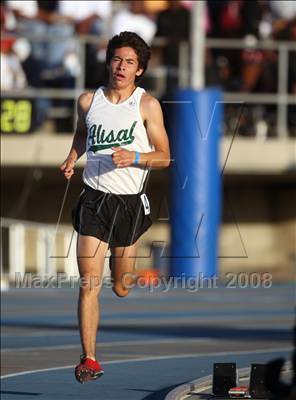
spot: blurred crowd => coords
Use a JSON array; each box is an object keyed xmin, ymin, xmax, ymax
[{"xmin": 1, "ymin": 0, "xmax": 295, "ymax": 134}]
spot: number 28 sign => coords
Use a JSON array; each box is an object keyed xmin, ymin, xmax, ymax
[{"xmin": 1, "ymin": 99, "xmax": 33, "ymax": 133}]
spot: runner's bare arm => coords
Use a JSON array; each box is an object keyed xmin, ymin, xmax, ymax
[
  {"xmin": 140, "ymin": 95, "xmax": 170, "ymax": 168},
  {"xmin": 111, "ymin": 95, "xmax": 170, "ymax": 169},
  {"xmin": 60, "ymin": 93, "xmax": 92, "ymax": 179}
]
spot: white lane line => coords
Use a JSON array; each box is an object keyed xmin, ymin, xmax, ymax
[
  {"xmin": 2, "ymin": 338, "xmax": 216, "ymax": 352},
  {"xmin": 1, "ymin": 347, "xmax": 292, "ymax": 380}
]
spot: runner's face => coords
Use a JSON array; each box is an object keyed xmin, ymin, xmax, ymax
[{"xmin": 109, "ymin": 47, "xmax": 143, "ymax": 88}]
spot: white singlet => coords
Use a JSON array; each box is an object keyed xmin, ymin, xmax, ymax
[{"xmin": 83, "ymin": 86, "xmax": 154, "ymax": 194}]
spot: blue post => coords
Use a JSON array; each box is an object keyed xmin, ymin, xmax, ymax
[{"xmin": 169, "ymin": 88, "xmax": 223, "ymax": 278}]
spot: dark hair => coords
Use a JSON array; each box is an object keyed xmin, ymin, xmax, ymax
[{"xmin": 106, "ymin": 31, "xmax": 151, "ymax": 81}]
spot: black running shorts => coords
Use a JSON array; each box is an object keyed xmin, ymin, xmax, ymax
[{"xmin": 72, "ymin": 184, "xmax": 152, "ymax": 247}]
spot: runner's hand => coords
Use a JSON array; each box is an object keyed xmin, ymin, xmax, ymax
[
  {"xmin": 111, "ymin": 147, "xmax": 136, "ymax": 168},
  {"xmin": 60, "ymin": 157, "xmax": 76, "ymax": 179}
]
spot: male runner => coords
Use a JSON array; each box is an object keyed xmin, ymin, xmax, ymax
[{"xmin": 60, "ymin": 31, "xmax": 170, "ymax": 383}]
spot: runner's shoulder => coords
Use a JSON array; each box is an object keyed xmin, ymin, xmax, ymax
[
  {"xmin": 78, "ymin": 92, "xmax": 95, "ymax": 114},
  {"xmin": 140, "ymin": 92, "xmax": 161, "ymax": 116}
]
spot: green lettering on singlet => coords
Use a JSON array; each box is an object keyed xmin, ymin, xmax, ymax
[
  {"xmin": 88, "ymin": 124, "xmax": 97, "ymax": 145},
  {"xmin": 124, "ymin": 120, "xmax": 137, "ymax": 141},
  {"xmin": 88, "ymin": 120, "xmax": 138, "ymax": 152},
  {"xmin": 100, "ymin": 127, "xmax": 106, "ymax": 143},
  {"xmin": 117, "ymin": 129, "xmax": 128, "ymax": 141},
  {"xmin": 96, "ymin": 124, "xmax": 102, "ymax": 143},
  {"xmin": 105, "ymin": 130, "xmax": 115, "ymax": 143}
]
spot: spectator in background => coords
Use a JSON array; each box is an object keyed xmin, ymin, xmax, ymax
[
  {"xmin": 273, "ymin": 16, "xmax": 296, "ymax": 136},
  {"xmin": 58, "ymin": 0, "xmax": 111, "ymax": 35},
  {"xmin": 1, "ymin": 2, "xmax": 27, "ymax": 90},
  {"xmin": 155, "ymin": 0, "xmax": 190, "ymax": 66},
  {"xmin": 6, "ymin": 0, "xmax": 76, "ymax": 128},
  {"xmin": 206, "ymin": 0, "xmax": 295, "ymax": 137},
  {"xmin": 141, "ymin": 0, "xmax": 168, "ymax": 17},
  {"xmin": 207, "ymin": 0, "xmax": 295, "ymax": 95},
  {"xmin": 239, "ymin": 0, "xmax": 266, "ymax": 93},
  {"xmin": 112, "ymin": 1, "xmax": 156, "ymax": 45},
  {"xmin": 1, "ymin": 35, "xmax": 27, "ymax": 90},
  {"xmin": 269, "ymin": 0, "xmax": 296, "ymax": 22},
  {"xmin": 263, "ymin": 1, "xmax": 296, "ymax": 96},
  {"xmin": 287, "ymin": 20, "xmax": 296, "ymax": 95},
  {"xmin": 6, "ymin": 0, "xmax": 37, "ymax": 23},
  {"xmin": 58, "ymin": 1, "xmax": 111, "ymax": 89},
  {"xmin": 7, "ymin": 1, "xmax": 78, "ymax": 85},
  {"xmin": 207, "ymin": 0, "xmax": 265, "ymax": 92},
  {"xmin": 1, "ymin": 36, "xmax": 27, "ymax": 90},
  {"xmin": 155, "ymin": 0, "xmax": 190, "ymax": 95},
  {"xmin": 11, "ymin": 1, "xmax": 75, "ymax": 85}
]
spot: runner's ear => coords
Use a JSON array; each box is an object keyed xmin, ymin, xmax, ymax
[{"xmin": 136, "ymin": 68, "xmax": 144, "ymax": 77}]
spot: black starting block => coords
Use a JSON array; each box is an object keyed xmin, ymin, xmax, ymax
[
  {"xmin": 212, "ymin": 363, "xmax": 271, "ymax": 398},
  {"xmin": 249, "ymin": 364, "xmax": 271, "ymax": 399},
  {"xmin": 213, "ymin": 363, "xmax": 237, "ymax": 396}
]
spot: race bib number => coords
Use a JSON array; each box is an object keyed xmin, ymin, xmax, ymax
[{"xmin": 140, "ymin": 194, "xmax": 150, "ymax": 215}]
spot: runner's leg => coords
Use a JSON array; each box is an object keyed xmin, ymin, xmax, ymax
[{"xmin": 77, "ymin": 235, "xmax": 109, "ymax": 360}]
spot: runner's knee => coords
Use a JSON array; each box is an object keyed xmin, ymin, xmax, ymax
[{"xmin": 79, "ymin": 274, "xmax": 102, "ymax": 294}]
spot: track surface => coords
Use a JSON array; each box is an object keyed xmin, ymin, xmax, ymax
[{"xmin": 1, "ymin": 284, "xmax": 294, "ymax": 400}]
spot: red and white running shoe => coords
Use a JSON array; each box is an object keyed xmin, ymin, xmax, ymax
[{"xmin": 75, "ymin": 355, "xmax": 104, "ymax": 384}]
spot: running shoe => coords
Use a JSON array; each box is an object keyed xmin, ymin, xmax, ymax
[{"xmin": 75, "ymin": 354, "xmax": 104, "ymax": 383}]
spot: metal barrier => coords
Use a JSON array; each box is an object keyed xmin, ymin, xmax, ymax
[
  {"xmin": 1, "ymin": 34, "xmax": 296, "ymax": 136},
  {"xmin": 0, "ymin": 218, "xmax": 80, "ymax": 285},
  {"xmin": 206, "ymin": 38, "xmax": 296, "ymax": 138}
]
